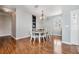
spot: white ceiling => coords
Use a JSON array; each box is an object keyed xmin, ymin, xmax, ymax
[
  {"xmin": 21, "ymin": 5, "xmax": 79, "ymax": 17},
  {"xmin": 0, "ymin": 5, "xmax": 16, "ymax": 11},
  {"xmin": 1, "ymin": 5, "xmax": 79, "ymax": 17},
  {"xmin": 0, "ymin": 5, "xmax": 63, "ymax": 17},
  {"xmin": 23, "ymin": 5, "xmax": 63, "ymax": 17}
]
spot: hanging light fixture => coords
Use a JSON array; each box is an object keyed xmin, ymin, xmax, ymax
[{"xmin": 40, "ymin": 10, "xmax": 45, "ymax": 20}]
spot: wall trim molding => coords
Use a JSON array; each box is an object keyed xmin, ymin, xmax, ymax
[
  {"xmin": 10, "ymin": 35, "xmax": 16, "ymax": 40},
  {"xmin": 62, "ymin": 41, "xmax": 79, "ymax": 45},
  {"xmin": 62, "ymin": 41, "xmax": 72, "ymax": 45},
  {"xmin": 16, "ymin": 35, "xmax": 30, "ymax": 40},
  {"xmin": 52, "ymin": 34, "xmax": 62, "ymax": 36},
  {"xmin": 71, "ymin": 42, "xmax": 79, "ymax": 45},
  {"xmin": 0, "ymin": 34, "xmax": 30, "ymax": 40},
  {"xmin": 0, "ymin": 34, "xmax": 11, "ymax": 37}
]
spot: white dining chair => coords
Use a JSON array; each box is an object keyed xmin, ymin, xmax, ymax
[
  {"xmin": 40, "ymin": 32, "xmax": 47, "ymax": 42},
  {"xmin": 30, "ymin": 31, "xmax": 39, "ymax": 44}
]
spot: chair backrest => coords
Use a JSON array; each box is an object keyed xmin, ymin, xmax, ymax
[
  {"xmin": 40, "ymin": 33, "xmax": 44, "ymax": 36},
  {"xmin": 35, "ymin": 33, "xmax": 39, "ymax": 36}
]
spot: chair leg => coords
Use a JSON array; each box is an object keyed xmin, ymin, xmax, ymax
[
  {"xmin": 30, "ymin": 37, "xmax": 32, "ymax": 45},
  {"xmin": 33, "ymin": 37, "xmax": 35, "ymax": 44},
  {"xmin": 43, "ymin": 37, "xmax": 45, "ymax": 43}
]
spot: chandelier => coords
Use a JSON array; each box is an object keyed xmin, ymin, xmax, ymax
[{"xmin": 40, "ymin": 10, "xmax": 45, "ymax": 20}]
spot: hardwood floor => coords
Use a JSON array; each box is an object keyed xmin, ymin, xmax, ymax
[
  {"xmin": 0, "ymin": 35, "xmax": 79, "ymax": 54},
  {"xmin": 16, "ymin": 37, "xmax": 53, "ymax": 54},
  {"xmin": 0, "ymin": 36, "xmax": 16, "ymax": 54}
]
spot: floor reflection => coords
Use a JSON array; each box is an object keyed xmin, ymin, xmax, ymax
[
  {"xmin": 0, "ymin": 35, "xmax": 79, "ymax": 54},
  {"xmin": 53, "ymin": 38, "xmax": 62, "ymax": 54},
  {"xmin": 16, "ymin": 35, "xmax": 79, "ymax": 54}
]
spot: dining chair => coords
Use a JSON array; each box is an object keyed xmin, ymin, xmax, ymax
[
  {"xmin": 30, "ymin": 31, "xmax": 39, "ymax": 44},
  {"xmin": 40, "ymin": 32, "xmax": 47, "ymax": 42}
]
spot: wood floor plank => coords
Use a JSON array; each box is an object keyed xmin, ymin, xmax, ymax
[
  {"xmin": 0, "ymin": 35, "xmax": 79, "ymax": 54},
  {"xmin": 0, "ymin": 36, "xmax": 16, "ymax": 54}
]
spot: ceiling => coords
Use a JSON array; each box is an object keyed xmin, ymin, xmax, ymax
[
  {"xmin": 0, "ymin": 5, "xmax": 16, "ymax": 16},
  {"xmin": 23, "ymin": 5, "xmax": 63, "ymax": 17},
  {"xmin": 24, "ymin": 5, "xmax": 79, "ymax": 17},
  {"xmin": 0, "ymin": 5, "xmax": 79, "ymax": 17},
  {"xmin": 0, "ymin": 5, "xmax": 16, "ymax": 11},
  {"xmin": 0, "ymin": 5, "xmax": 63, "ymax": 17}
]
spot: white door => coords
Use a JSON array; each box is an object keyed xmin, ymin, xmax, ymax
[{"xmin": 71, "ymin": 10, "xmax": 79, "ymax": 45}]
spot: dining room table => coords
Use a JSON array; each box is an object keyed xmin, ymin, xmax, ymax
[{"xmin": 32, "ymin": 29, "xmax": 47, "ymax": 43}]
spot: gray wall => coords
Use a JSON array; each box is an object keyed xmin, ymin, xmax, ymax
[
  {"xmin": 0, "ymin": 15, "xmax": 11, "ymax": 36},
  {"xmin": 43, "ymin": 15, "xmax": 62, "ymax": 36},
  {"xmin": 11, "ymin": 13, "xmax": 16, "ymax": 38},
  {"xmin": 62, "ymin": 11, "xmax": 71, "ymax": 42},
  {"xmin": 16, "ymin": 8, "xmax": 32, "ymax": 39},
  {"xmin": 62, "ymin": 5, "xmax": 79, "ymax": 43}
]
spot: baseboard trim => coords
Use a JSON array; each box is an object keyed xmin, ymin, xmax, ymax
[
  {"xmin": 10, "ymin": 35, "xmax": 16, "ymax": 40},
  {"xmin": 0, "ymin": 34, "xmax": 11, "ymax": 37},
  {"xmin": 62, "ymin": 41, "xmax": 79, "ymax": 45},
  {"xmin": 0, "ymin": 35, "xmax": 30, "ymax": 40},
  {"xmin": 0, "ymin": 35, "xmax": 16, "ymax": 40},
  {"xmin": 52, "ymin": 34, "xmax": 62, "ymax": 36},
  {"xmin": 16, "ymin": 35, "xmax": 30, "ymax": 40},
  {"xmin": 71, "ymin": 43, "xmax": 79, "ymax": 45},
  {"xmin": 62, "ymin": 41, "xmax": 72, "ymax": 45}
]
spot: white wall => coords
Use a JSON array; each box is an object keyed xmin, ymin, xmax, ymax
[
  {"xmin": 16, "ymin": 8, "xmax": 32, "ymax": 39},
  {"xmin": 0, "ymin": 15, "xmax": 11, "ymax": 36}
]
